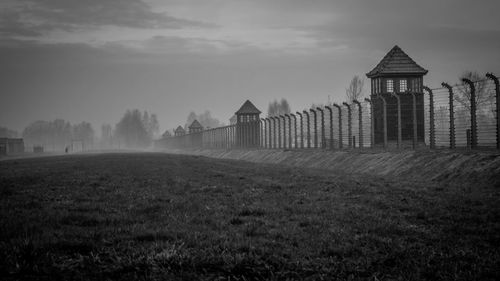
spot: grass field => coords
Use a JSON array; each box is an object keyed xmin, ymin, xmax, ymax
[{"xmin": 0, "ymin": 152, "xmax": 499, "ymax": 280}]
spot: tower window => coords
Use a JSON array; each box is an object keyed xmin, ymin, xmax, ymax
[
  {"xmin": 386, "ymin": 79, "xmax": 394, "ymax": 92},
  {"xmin": 399, "ymin": 79, "xmax": 407, "ymax": 92}
]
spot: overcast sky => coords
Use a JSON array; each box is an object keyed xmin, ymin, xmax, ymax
[{"xmin": 1, "ymin": 0, "xmax": 500, "ymax": 135}]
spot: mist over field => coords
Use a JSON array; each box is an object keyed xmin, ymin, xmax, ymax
[
  {"xmin": 1, "ymin": 0, "xmax": 500, "ymax": 280},
  {"xmin": 1, "ymin": 0, "xmax": 500, "ymax": 136}
]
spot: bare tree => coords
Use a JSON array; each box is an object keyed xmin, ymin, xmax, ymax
[
  {"xmin": 267, "ymin": 98, "xmax": 291, "ymax": 117},
  {"xmin": 345, "ymin": 75, "xmax": 364, "ymax": 102},
  {"xmin": 115, "ymin": 109, "xmax": 151, "ymax": 148},
  {"xmin": 100, "ymin": 124, "xmax": 113, "ymax": 148},
  {"xmin": 455, "ymin": 71, "xmax": 491, "ymax": 111}
]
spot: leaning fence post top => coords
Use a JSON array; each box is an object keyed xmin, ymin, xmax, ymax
[
  {"xmin": 441, "ymin": 82, "xmax": 452, "ymax": 90},
  {"xmin": 461, "ymin": 78, "xmax": 475, "ymax": 92},
  {"xmin": 486, "ymin": 72, "xmax": 499, "ymax": 83}
]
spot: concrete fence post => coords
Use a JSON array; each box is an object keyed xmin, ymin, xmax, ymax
[
  {"xmin": 353, "ymin": 100, "xmax": 363, "ymax": 148},
  {"xmin": 212, "ymin": 129, "xmax": 216, "ymax": 148},
  {"xmin": 442, "ymin": 83, "xmax": 456, "ymax": 149},
  {"xmin": 219, "ymin": 128, "xmax": 222, "ymax": 149},
  {"xmin": 409, "ymin": 91, "xmax": 418, "ymax": 149},
  {"xmin": 227, "ymin": 126, "xmax": 231, "ymax": 148},
  {"xmin": 272, "ymin": 117, "xmax": 277, "ymax": 149},
  {"xmin": 317, "ymin": 108, "xmax": 325, "ymax": 148},
  {"xmin": 423, "ymin": 87, "xmax": 435, "ymax": 149},
  {"xmin": 389, "ymin": 93, "xmax": 402, "ymax": 149},
  {"xmin": 342, "ymin": 102, "xmax": 352, "ymax": 148},
  {"xmin": 333, "ymin": 103, "xmax": 342, "ymax": 149},
  {"xmin": 280, "ymin": 115, "xmax": 286, "ymax": 149},
  {"xmin": 267, "ymin": 117, "xmax": 271, "ymax": 148},
  {"xmin": 222, "ymin": 126, "xmax": 229, "ymax": 149},
  {"xmin": 286, "ymin": 114, "xmax": 292, "ymax": 149},
  {"xmin": 325, "ymin": 106, "xmax": 334, "ymax": 150},
  {"xmin": 261, "ymin": 118, "xmax": 266, "ymax": 148},
  {"xmin": 303, "ymin": 110, "xmax": 311, "ymax": 148},
  {"xmin": 233, "ymin": 125, "xmax": 236, "ymax": 148},
  {"xmin": 291, "ymin": 114, "xmax": 297, "ymax": 148},
  {"xmin": 364, "ymin": 98, "xmax": 374, "ymax": 148},
  {"xmin": 462, "ymin": 78, "xmax": 477, "ymax": 149},
  {"xmin": 310, "ymin": 109, "xmax": 318, "ymax": 148},
  {"xmin": 277, "ymin": 116, "xmax": 282, "ymax": 149},
  {"xmin": 376, "ymin": 95, "xmax": 388, "ymax": 148},
  {"xmin": 296, "ymin": 112, "xmax": 304, "ymax": 148},
  {"xmin": 486, "ymin": 73, "xmax": 499, "ymax": 149},
  {"xmin": 216, "ymin": 128, "xmax": 219, "ymax": 148},
  {"xmin": 221, "ymin": 127, "xmax": 225, "ymax": 149}
]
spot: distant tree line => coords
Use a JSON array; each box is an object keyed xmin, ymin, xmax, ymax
[
  {"xmin": 22, "ymin": 119, "xmax": 94, "ymax": 151},
  {"xmin": 0, "ymin": 126, "xmax": 19, "ymax": 138},
  {"xmin": 111, "ymin": 109, "xmax": 159, "ymax": 148},
  {"xmin": 20, "ymin": 109, "xmax": 160, "ymax": 151}
]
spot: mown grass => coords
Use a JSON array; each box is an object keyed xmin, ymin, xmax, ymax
[{"xmin": 0, "ymin": 152, "xmax": 499, "ymax": 280}]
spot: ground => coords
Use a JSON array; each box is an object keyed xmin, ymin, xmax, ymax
[{"xmin": 0, "ymin": 152, "xmax": 499, "ymax": 280}]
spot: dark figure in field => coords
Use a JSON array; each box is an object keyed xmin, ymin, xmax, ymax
[{"xmin": 65, "ymin": 146, "xmax": 68, "ymax": 153}]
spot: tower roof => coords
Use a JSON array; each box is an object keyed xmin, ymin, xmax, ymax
[
  {"xmin": 235, "ymin": 100, "xmax": 261, "ymax": 114},
  {"xmin": 188, "ymin": 119, "xmax": 203, "ymax": 129},
  {"xmin": 366, "ymin": 45, "xmax": 428, "ymax": 78},
  {"xmin": 175, "ymin": 125, "xmax": 185, "ymax": 133}
]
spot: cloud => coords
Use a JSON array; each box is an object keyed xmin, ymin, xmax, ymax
[{"xmin": 0, "ymin": 0, "xmax": 214, "ymax": 39}]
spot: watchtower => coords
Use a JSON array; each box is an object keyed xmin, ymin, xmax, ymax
[
  {"xmin": 188, "ymin": 119, "xmax": 203, "ymax": 133},
  {"xmin": 366, "ymin": 45, "xmax": 428, "ymax": 146},
  {"xmin": 174, "ymin": 125, "xmax": 186, "ymax": 137},
  {"xmin": 235, "ymin": 100, "xmax": 261, "ymax": 147}
]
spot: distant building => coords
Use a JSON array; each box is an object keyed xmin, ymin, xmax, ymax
[
  {"xmin": 188, "ymin": 119, "xmax": 204, "ymax": 133},
  {"xmin": 0, "ymin": 138, "xmax": 24, "ymax": 155},
  {"xmin": 366, "ymin": 45, "xmax": 428, "ymax": 145},
  {"xmin": 162, "ymin": 130, "xmax": 172, "ymax": 138},
  {"xmin": 235, "ymin": 100, "xmax": 261, "ymax": 147},
  {"xmin": 174, "ymin": 126, "xmax": 186, "ymax": 137}
]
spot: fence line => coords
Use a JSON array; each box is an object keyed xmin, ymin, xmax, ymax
[{"xmin": 159, "ymin": 73, "xmax": 499, "ymax": 151}]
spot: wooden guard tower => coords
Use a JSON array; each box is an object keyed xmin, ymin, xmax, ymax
[
  {"xmin": 235, "ymin": 100, "xmax": 261, "ymax": 147},
  {"xmin": 188, "ymin": 120, "xmax": 203, "ymax": 133},
  {"xmin": 366, "ymin": 45, "xmax": 428, "ymax": 146},
  {"xmin": 174, "ymin": 125, "xmax": 186, "ymax": 137}
]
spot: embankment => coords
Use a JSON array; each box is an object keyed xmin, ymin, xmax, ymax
[{"xmin": 162, "ymin": 148, "xmax": 500, "ymax": 188}]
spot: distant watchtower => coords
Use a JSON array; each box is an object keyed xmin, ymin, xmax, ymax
[
  {"xmin": 235, "ymin": 100, "xmax": 261, "ymax": 147},
  {"xmin": 174, "ymin": 125, "xmax": 186, "ymax": 137},
  {"xmin": 188, "ymin": 119, "xmax": 203, "ymax": 133},
  {"xmin": 366, "ymin": 45, "xmax": 428, "ymax": 146}
]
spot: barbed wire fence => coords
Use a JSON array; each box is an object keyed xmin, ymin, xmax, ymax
[{"xmin": 159, "ymin": 73, "xmax": 499, "ymax": 151}]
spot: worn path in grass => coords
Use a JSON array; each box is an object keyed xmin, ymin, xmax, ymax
[{"xmin": 0, "ymin": 152, "xmax": 499, "ymax": 280}]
